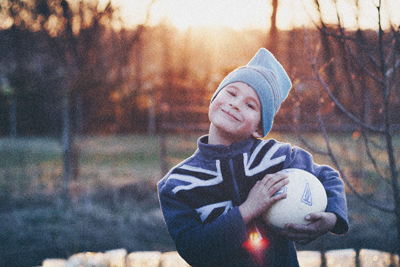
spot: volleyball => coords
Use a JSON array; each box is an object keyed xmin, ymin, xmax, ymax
[{"xmin": 263, "ymin": 168, "xmax": 328, "ymax": 229}]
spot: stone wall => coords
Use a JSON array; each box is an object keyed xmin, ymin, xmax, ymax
[{"xmin": 41, "ymin": 248, "xmax": 399, "ymax": 267}]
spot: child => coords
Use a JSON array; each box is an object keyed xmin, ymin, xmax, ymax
[{"xmin": 158, "ymin": 48, "xmax": 349, "ymax": 267}]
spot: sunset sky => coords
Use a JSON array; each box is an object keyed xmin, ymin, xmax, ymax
[{"xmin": 108, "ymin": 0, "xmax": 400, "ymax": 31}]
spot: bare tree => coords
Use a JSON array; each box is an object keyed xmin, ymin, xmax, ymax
[
  {"xmin": 267, "ymin": 0, "xmax": 279, "ymax": 54},
  {"xmin": 1, "ymin": 0, "xmax": 121, "ymax": 202},
  {"xmin": 0, "ymin": 76, "xmax": 16, "ymax": 137},
  {"xmin": 297, "ymin": 0, "xmax": 399, "ymax": 255}
]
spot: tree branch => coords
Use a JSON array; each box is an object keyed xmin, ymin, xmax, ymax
[
  {"xmin": 386, "ymin": 58, "xmax": 400, "ymax": 77},
  {"xmin": 342, "ymin": 38, "xmax": 383, "ymax": 84},
  {"xmin": 291, "ymin": 122, "xmax": 328, "ymax": 156},
  {"xmin": 303, "ymin": 27, "xmax": 384, "ymax": 133},
  {"xmin": 316, "ymin": 97, "xmax": 394, "ymax": 213},
  {"xmin": 361, "ymin": 130, "xmax": 390, "ymax": 185}
]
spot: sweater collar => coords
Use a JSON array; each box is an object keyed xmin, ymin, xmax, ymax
[{"xmin": 197, "ymin": 135, "xmax": 256, "ymax": 159}]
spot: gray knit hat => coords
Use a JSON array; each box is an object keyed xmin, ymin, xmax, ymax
[{"xmin": 211, "ymin": 48, "xmax": 292, "ymax": 137}]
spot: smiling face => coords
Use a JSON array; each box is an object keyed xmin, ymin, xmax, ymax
[{"xmin": 208, "ymin": 82, "xmax": 263, "ymax": 146}]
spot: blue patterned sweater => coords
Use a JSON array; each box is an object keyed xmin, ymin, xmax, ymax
[{"xmin": 158, "ymin": 136, "xmax": 349, "ymax": 267}]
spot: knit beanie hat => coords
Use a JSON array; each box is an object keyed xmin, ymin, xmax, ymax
[{"xmin": 211, "ymin": 48, "xmax": 292, "ymax": 137}]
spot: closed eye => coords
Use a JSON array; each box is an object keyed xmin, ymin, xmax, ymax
[
  {"xmin": 247, "ymin": 102, "xmax": 259, "ymax": 110},
  {"xmin": 227, "ymin": 90, "xmax": 236, "ymax": 97},
  {"xmin": 247, "ymin": 103, "xmax": 255, "ymax": 109}
]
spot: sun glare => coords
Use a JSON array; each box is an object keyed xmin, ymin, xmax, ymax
[
  {"xmin": 111, "ymin": 0, "xmax": 400, "ymax": 31},
  {"xmin": 112, "ymin": 0, "xmax": 271, "ymax": 30},
  {"xmin": 155, "ymin": 0, "xmax": 271, "ymax": 31}
]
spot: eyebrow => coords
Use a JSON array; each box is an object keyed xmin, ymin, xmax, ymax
[{"xmin": 227, "ymin": 84, "xmax": 239, "ymax": 91}]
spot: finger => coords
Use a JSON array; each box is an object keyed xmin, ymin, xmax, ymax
[
  {"xmin": 270, "ymin": 190, "xmax": 287, "ymax": 202},
  {"xmin": 305, "ymin": 212, "xmax": 324, "ymax": 221},
  {"xmin": 261, "ymin": 172, "xmax": 288, "ymax": 186},
  {"xmin": 280, "ymin": 230, "xmax": 313, "ymax": 241},
  {"xmin": 264, "ymin": 175, "xmax": 289, "ymax": 195},
  {"xmin": 253, "ymin": 180, "xmax": 262, "ymax": 187},
  {"xmin": 267, "ymin": 176, "xmax": 289, "ymax": 195},
  {"xmin": 285, "ymin": 223, "xmax": 316, "ymax": 234}
]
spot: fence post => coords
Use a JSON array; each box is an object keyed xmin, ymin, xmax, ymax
[
  {"xmin": 325, "ymin": 249, "xmax": 357, "ymax": 267},
  {"xmin": 127, "ymin": 251, "xmax": 161, "ymax": 267},
  {"xmin": 42, "ymin": 259, "xmax": 66, "ymax": 267},
  {"xmin": 159, "ymin": 252, "xmax": 190, "ymax": 267},
  {"xmin": 104, "ymin": 249, "xmax": 127, "ymax": 267},
  {"xmin": 297, "ymin": 251, "xmax": 322, "ymax": 267},
  {"xmin": 41, "ymin": 249, "xmax": 400, "ymax": 267},
  {"xmin": 359, "ymin": 249, "xmax": 399, "ymax": 267}
]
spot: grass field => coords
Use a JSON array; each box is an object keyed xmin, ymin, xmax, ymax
[{"xmin": 0, "ymin": 133, "xmax": 398, "ymax": 267}]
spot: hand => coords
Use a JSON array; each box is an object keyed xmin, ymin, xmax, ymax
[
  {"xmin": 239, "ymin": 173, "xmax": 289, "ymax": 225},
  {"xmin": 280, "ymin": 212, "xmax": 337, "ymax": 245}
]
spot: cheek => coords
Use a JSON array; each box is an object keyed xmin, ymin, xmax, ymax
[
  {"xmin": 247, "ymin": 111, "xmax": 261, "ymax": 127},
  {"xmin": 208, "ymin": 101, "xmax": 218, "ymax": 120}
]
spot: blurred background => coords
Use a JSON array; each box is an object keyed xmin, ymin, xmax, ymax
[{"xmin": 0, "ymin": 0, "xmax": 399, "ymax": 266}]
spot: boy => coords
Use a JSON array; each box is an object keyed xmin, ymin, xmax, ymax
[{"xmin": 158, "ymin": 48, "xmax": 348, "ymax": 267}]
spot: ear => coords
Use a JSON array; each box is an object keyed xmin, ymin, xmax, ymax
[{"xmin": 252, "ymin": 127, "xmax": 263, "ymax": 139}]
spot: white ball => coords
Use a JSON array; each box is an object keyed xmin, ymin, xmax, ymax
[{"xmin": 263, "ymin": 168, "xmax": 327, "ymax": 229}]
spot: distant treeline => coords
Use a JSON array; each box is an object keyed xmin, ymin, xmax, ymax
[{"xmin": 0, "ymin": 24, "xmax": 399, "ymax": 137}]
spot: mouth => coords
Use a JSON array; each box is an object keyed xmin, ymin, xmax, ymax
[{"xmin": 221, "ymin": 108, "xmax": 240, "ymax": 121}]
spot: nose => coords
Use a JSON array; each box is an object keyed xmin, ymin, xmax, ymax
[
  {"xmin": 229, "ymin": 103, "xmax": 239, "ymax": 111},
  {"xmin": 229, "ymin": 99, "xmax": 240, "ymax": 111}
]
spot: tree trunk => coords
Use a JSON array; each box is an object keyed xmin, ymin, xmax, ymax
[
  {"xmin": 148, "ymin": 91, "xmax": 156, "ymax": 135},
  {"xmin": 267, "ymin": 0, "xmax": 279, "ymax": 53},
  {"xmin": 377, "ymin": 13, "xmax": 400, "ymax": 254},
  {"xmin": 9, "ymin": 93, "xmax": 17, "ymax": 138},
  {"xmin": 61, "ymin": 91, "xmax": 71, "ymax": 202}
]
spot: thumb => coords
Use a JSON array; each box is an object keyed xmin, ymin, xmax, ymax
[{"xmin": 305, "ymin": 212, "xmax": 324, "ymax": 221}]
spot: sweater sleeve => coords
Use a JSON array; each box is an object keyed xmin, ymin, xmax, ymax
[
  {"xmin": 281, "ymin": 145, "xmax": 349, "ymax": 235},
  {"xmin": 158, "ymin": 178, "xmax": 250, "ymax": 267}
]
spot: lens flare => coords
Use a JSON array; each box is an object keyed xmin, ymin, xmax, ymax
[{"xmin": 243, "ymin": 227, "xmax": 269, "ymax": 265}]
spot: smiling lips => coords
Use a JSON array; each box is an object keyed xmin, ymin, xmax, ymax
[{"xmin": 221, "ymin": 108, "xmax": 240, "ymax": 121}]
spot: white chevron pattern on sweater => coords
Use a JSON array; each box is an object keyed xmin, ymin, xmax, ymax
[
  {"xmin": 195, "ymin": 201, "xmax": 233, "ymax": 222},
  {"xmin": 243, "ymin": 141, "xmax": 286, "ymax": 176},
  {"xmin": 170, "ymin": 160, "xmax": 223, "ymax": 194}
]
